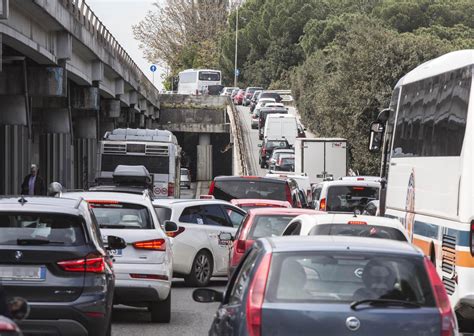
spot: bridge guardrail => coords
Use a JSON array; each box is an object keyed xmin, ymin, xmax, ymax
[{"xmin": 227, "ymin": 98, "xmax": 249, "ymax": 176}]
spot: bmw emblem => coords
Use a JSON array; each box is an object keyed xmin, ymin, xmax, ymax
[
  {"xmin": 14, "ymin": 251, "xmax": 23, "ymax": 261},
  {"xmin": 346, "ymin": 316, "xmax": 361, "ymax": 331}
]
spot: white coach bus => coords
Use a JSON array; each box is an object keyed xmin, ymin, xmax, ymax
[
  {"xmin": 177, "ymin": 69, "xmax": 221, "ymax": 95},
  {"xmin": 369, "ymin": 50, "xmax": 474, "ymax": 327},
  {"xmin": 97, "ymin": 128, "xmax": 181, "ymax": 198}
]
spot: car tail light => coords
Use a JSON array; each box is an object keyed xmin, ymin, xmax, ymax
[
  {"xmin": 58, "ymin": 256, "xmax": 105, "ymax": 273},
  {"xmin": 0, "ymin": 320, "xmax": 19, "ymax": 332},
  {"xmin": 357, "ymin": 177, "xmax": 365, "ymax": 181},
  {"xmin": 353, "ymin": 187, "xmax": 365, "ymax": 190},
  {"xmin": 285, "ymin": 186, "xmax": 292, "ymax": 204},
  {"xmin": 319, "ymin": 198, "xmax": 326, "ymax": 211},
  {"xmin": 133, "ymin": 239, "xmax": 166, "ymax": 251},
  {"xmin": 236, "ymin": 239, "xmax": 246, "ymax": 253},
  {"xmin": 424, "ymin": 257, "xmax": 456, "ymax": 336},
  {"xmin": 246, "ymin": 253, "xmax": 272, "ymax": 336},
  {"xmin": 168, "ymin": 182, "xmax": 175, "ymax": 196},
  {"xmin": 209, "ymin": 181, "xmax": 215, "ymax": 195},
  {"xmin": 167, "ymin": 226, "xmax": 185, "ymax": 238},
  {"xmin": 348, "ymin": 221, "xmax": 367, "ymax": 225},
  {"xmin": 470, "ymin": 221, "xmax": 474, "ymax": 256}
]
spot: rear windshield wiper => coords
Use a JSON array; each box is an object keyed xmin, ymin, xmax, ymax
[
  {"xmin": 351, "ymin": 299, "xmax": 421, "ymax": 310},
  {"xmin": 17, "ymin": 238, "xmax": 65, "ymax": 245}
]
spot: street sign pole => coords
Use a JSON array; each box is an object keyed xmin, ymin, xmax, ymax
[{"xmin": 150, "ymin": 64, "xmax": 157, "ymax": 86}]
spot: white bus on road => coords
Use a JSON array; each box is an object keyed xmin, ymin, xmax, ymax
[
  {"xmin": 177, "ymin": 69, "xmax": 222, "ymax": 95},
  {"xmin": 369, "ymin": 50, "xmax": 473, "ymax": 328},
  {"xmin": 97, "ymin": 128, "xmax": 181, "ymax": 198}
]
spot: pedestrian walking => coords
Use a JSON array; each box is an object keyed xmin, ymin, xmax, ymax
[{"xmin": 21, "ymin": 164, "xmax": 46, "ymax": 195}]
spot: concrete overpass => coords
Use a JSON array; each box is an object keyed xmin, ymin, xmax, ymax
[{"xmin": 0, "ymin": 0, "xmax": 162, "ymax": 194}]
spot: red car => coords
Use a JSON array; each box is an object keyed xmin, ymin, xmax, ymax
[
  {"xmin": 228, "ymin": 208, "xmax": 320, "ymax": 275},
  {"xmin": 233, "ymin": 89, "xmax": 245, "ymax": 105},
  {"xmin": 230, "ymin": 199, "xmax": 292, "ymax": 212}
]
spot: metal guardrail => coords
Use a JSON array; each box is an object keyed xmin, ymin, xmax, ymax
[
  {"xmin": 227, "ymin": 98, "xmax": 249, "ymax": 176},
  {"xmin": 59, "ymin": 0, "xmax": 158, "ymax": 102}
]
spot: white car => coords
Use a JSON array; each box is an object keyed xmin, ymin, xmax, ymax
[
  {"xmin": 311, "ymin": 180, "xmax": 380, "ymax": 212},
  {"xmin": 281, "ymin": 213, "xmax": 408, "ymax": 241},
  {"xmin": 266, "ymin": 149, "xmax": 295, "ymax": 169},
  {"xmin": 264, "ymin": 102, "xmax": 286, "ymax": 109},
  {"xmin": 253, "ymin": 97, "xmax": 276, "ymax": 114},
  {"xmin": 62, "ymin": 191, "xmax": 174, "ymax": 323},
  {"xmin": 152, "ymin": 199, "xmax": 246, "ymax": 286}
]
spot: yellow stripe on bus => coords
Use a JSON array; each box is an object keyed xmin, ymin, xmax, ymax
[{"xmin": 413, "ymin": 237, "xmax": 474, "ymax": 268}]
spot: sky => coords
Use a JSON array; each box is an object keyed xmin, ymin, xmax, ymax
[{"xmin": 87, "ymin": 0, "xmax": 165, "ymax": 90}]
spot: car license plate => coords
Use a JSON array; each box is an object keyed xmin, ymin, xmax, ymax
[
  {"xmin": 0, "ymin": 265, "xmax": 46, "ymax": 281},
  {"xmin": 110, "ymin": 249, "xmax": 123, "ymax": 257}
]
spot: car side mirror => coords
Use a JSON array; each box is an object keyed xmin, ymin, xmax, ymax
[
  {"xmin": 107, "ymin": 235, "xmax": 127, "ymax": 250},
  {"xmin": 8, "ymin": 297, "xmax": 29, "ymax": 320},
  {"xmin": 368, "ymin": 121, "xmax": 385, "ymax": 153},
  {"xmin": 218, "ymin": 232, "xmax": 233, "ymax": 242},
  {"xmin": 193, "ymin": 288, "xmax": 224, "ymax": 303},
  {"xmin": 164, "ymin": 220, "xmax": 178, "ymax": 233}
]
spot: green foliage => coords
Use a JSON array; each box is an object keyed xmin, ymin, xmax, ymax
[{"xmin": 215, "ymin": 0, "xmax": 473, "ymax": 173}]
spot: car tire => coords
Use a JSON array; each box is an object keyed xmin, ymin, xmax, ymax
[
  {"xmin": 184, "ymin": 250, "xmax": 213, "ymax": 287},
  {"xmin": 260, "ymin": 161, "xmax": 265, "ymax": 168},
  {"xmin": 150, "ymin": 292, "xmax": 171, "ymax": 323}
]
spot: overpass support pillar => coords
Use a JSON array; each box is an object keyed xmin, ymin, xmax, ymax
[
  {"xmin": 71, "ymin": 85, "xmax": 100, "ymax": 189},
  {"xmin": 197, "ymin": 133, "xmax": 212, "ymax": 181}
]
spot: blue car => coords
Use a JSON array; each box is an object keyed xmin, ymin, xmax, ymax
[{"xmin": 193, "ymin": 236, "xmax": 458, "ymax": 336}]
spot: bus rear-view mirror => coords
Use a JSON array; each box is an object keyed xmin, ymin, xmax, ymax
[{"xmin": 368, "ymin": 121, "xmax": 384, "ymax": 153}]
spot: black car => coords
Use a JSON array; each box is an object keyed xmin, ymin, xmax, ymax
[
  {"xmin": 193, "ymin": 236, "xmax": 456, "ymax": 336},
  {"xmin": 258, "ymin": 139, "xmax": 291, "ymax": 168},
  {"xmin": 209, "ymin": 175, "xmax": 303, "ymax": 208},
  {"xmin": 0, "ymin": 196, "xmax": 125, "ymax": 336},
  {"xmin": 258, "ymin": 107, "xmax": 288, "ymax": 140}
]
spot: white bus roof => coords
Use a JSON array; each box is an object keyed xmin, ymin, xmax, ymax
[
  {"xmin": 104, "ymin": 128, "xmax": 177, "ymax": 143},
  {"xmin": 179, "ymin": 69, "xmax": 221, "ymax": 74},
  {"xmin": 396, "ymin": 49, "xmax": 474, "ymax": 87}
]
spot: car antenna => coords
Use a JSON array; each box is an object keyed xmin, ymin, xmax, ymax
[{"xmin": 18, "ymin": 195, "xmax": 27, "ymax": 206}]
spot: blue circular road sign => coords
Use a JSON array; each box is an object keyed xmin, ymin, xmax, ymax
[{"xmin": 150, "ymin": 65, "xmax": 157, "ymax": 72}]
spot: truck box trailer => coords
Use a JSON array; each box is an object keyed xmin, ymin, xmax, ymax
[{"xmin": 294, "ymin": 138, "xmax": 347, "ymax": 183}]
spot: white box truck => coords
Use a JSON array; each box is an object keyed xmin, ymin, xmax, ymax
[
  {"xmin": 263, "ymin": 114, "xmax": 298, "ymax": 145},
  {"xmin": 294, "ymin": 138, "xmax": 347, "ymax": 183}
]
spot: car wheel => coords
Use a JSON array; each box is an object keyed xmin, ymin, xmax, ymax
[
  {"xmin": 260, "ymin": 160, "xmax": 265, "ymax": 168},
  {"xmin": 150, "ymin": 292, "xmax": 171, "ymax": 323},
  {"xmin": 184, "ymin": 250, "xmax": 213, "ymax": 287}
]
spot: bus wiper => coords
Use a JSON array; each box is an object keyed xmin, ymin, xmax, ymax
[
  {"xmin": 17, "ymin": 238, "xmax": 65, "ymax": 245},
  {"xmin": 350, "ymin": 299, "xmax": 421, "ymax": 310}
]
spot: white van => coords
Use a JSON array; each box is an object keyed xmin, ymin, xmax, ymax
[{"xmin": 263, "ymin": 114, "xmax": 298, "ymax": 145}]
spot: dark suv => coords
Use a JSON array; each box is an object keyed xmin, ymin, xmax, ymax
[
  {"xmin": 209, "ymin": 176, "xmax": 303, "ymax": 208},
  {"xmin": 0, "ymin": 196, "xmax": 125, "ymax": 336},
  {"xmin": 259, "ymin": 139, "xmax": 291, "ymax": 168}
]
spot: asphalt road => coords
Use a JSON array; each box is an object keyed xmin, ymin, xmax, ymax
[{"xmin": 112, "ymin": 279, "xmax": 226, "ymax": 336}]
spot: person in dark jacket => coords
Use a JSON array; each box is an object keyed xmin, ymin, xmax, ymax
[{"xmin": 21, "ymin": 164, "xmax": 46, "ymax": 195}]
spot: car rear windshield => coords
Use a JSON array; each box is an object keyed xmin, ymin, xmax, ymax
[
  {"xmin": 326, "ymin": 185, "xmax": 379, "ymax": 212},
  {"xmin": 213, "ymin": 179, "xmax": 287, "ymax": 202},
  {"xmin": 266, "ymin": 252, "xmax": 435, "ymax": 306},
  {"xmin": 154, "ymin": 206, "xmax": 172, "ymax": 223},
  {"xmin": 0, "ymin": 213, "xmax": 85, "ymax": 246},
  {"xmin": 248, "ymin": 215, "xmax": 296, "ymax": 239},
  {"xmin": 101, "ymin": 154, "xmax": 170, "ymax": 174},
  {"xmin": 260, "ymin": 92, "xmax": 281, "ymax": 100},
  {"xmin": 266, "ymin": 141, "xmax": 289, "ymax": 150},
  {"xmin": 309, "ymin": 224, "xmax": 406, "ymax": 241},
  {"xmin": 89, "ymin": 202, "xmax": 153, "ymax": 229},
  {"xmin": 198, "ymin": 71, "xmax": 220, "ymax": 81}
]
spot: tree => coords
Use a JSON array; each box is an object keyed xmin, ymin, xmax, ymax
[
  {"xmin": 133, "ymin": 0, "xmax": 228, "ymax": 75},
  {"xmin": 292, "ymin": 17, "xmax": 454, "ymax": 174}
]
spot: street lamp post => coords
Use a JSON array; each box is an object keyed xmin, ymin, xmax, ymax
[{"xmin": 233, "ymin": 1, "xmax": 239, "ymax": 88}]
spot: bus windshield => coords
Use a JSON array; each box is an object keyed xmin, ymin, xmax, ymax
[
  {"xmin": 101, "ymin": 155, "xmax": 170, "ymax": 174},
  {"xmin": 198, "ymin": 71, "xmax": 220, "ymax": 81}
]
